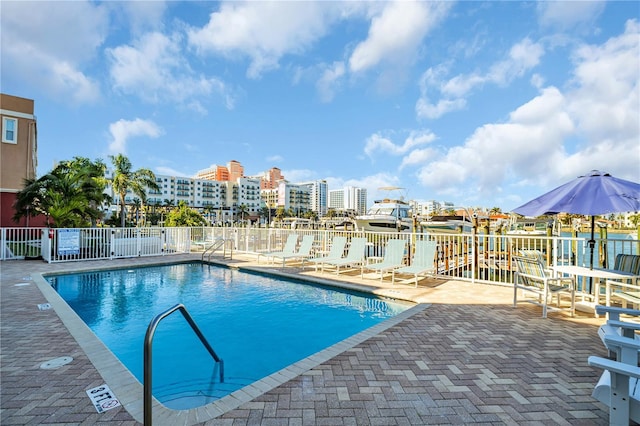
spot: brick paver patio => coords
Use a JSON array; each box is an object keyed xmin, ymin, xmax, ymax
[{"xmin": 1, "ymin": 254, "xmax": 612, "ymax": 425}]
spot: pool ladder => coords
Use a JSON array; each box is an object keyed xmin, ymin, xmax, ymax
[
  {"xmin": 202, "ymin": 238, "xmax": 233, "ymax": 262},
  {"xmin": 143, "ymin": 303, "xmax": 224, "ymax": 425}
]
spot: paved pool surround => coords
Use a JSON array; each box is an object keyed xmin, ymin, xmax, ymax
[{"xmin": 1, "ymin": 253, "xmax": 610, "ymax": 425}]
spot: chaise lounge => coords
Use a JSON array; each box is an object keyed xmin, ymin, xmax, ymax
[{"xmin": 392, "ymin": 240, "xmax": 438, "ymax": 287}]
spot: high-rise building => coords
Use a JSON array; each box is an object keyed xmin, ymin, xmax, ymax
[
  {"xmin": 275, "ymin": 181, "xmax": 311, "ymax": 215},
  {"xmin": 228, "ymin": 160, "xmax": 244, "ymax": 182},
  {"xmin": 297, "ymin": 180, "xmax": 327, "ymax": 216},
  {"xmin": 328, "ymin": 189, "xmax": 344, "ymax": 211},
  {"xmin": 0, "ymin": 93, "xmax": 41, "ymax": 227},
  {"xmin": 195, "ymin": 160, "xmax": 244, "ymax": 182},
  {"xmin": 259, "ymin": 167, "xmax": 284, "ymax": 189},
  {"xmin": 328, "ymin": 186, "xmax": 367, "ymax": 215}
]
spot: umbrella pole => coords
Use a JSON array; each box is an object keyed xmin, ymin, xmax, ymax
[{"xmin": 588, "ymin": 215, "xmax": 595, "ymax": 293}]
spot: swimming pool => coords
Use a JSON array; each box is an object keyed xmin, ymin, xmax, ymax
[{"xmin": 47, "ymin": 262, "xmax": 411, "ymax": 409}]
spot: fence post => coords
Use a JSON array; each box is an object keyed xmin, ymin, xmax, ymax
[{"xmin": 1, "ymin": 228, "xmax": 5, "ymax": 261}]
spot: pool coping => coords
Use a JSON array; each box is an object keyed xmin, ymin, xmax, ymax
[{"xmin": 33, "ymin": 260, "xmax": 429, "ymax": 425}]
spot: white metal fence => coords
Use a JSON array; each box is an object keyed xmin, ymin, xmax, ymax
[
  {"xmin": 190, "ymin": 226, "xmax": 638, "ymax": 288},
  {"xmin": 1, "ymin": 227, "xmax": 191, "ymax": 262},
  {"xmin": 1, "ymin": 227, "xmax": 44, "ymax": 260},
  {"xmin": 2, "ymin": 226, "xmax": 638, "ymax": 289}
]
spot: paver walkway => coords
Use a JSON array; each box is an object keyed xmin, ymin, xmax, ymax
[{"xmin": 1, "ymin": 254, "xmax": 612, "ymax": 425}]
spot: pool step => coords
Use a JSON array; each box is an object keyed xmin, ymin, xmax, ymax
[{"xmin": 155, "ymin": 376, "xmax": 257, "ymax": 410}]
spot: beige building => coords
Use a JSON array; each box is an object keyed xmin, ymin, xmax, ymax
[{"xmin": 0, "ymin": 93, "xmax": 40, "ymax": 227}]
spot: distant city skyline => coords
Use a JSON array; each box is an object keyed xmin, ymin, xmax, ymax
[{"xmin": 2, "ymin": 1, "xmax": 638, "ymax": 211}]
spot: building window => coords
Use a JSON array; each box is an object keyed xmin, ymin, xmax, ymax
[{"xmin": 2, "ymin": 117, "xmax": 17, "ymax": 144}]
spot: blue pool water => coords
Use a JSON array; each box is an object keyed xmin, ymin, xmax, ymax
[{"xmin": 47, "ymin": 262, "xmax": 410, "ymax": 409}]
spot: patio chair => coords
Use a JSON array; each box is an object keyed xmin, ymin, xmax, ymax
[
  {"xmin": 607, "ymin": 280, "xmax": 640, "ymax": 310},
  {"xmin": 258, "ymin": 234, "xmax": 298, "ymax": 264},
  {"xmin": 268, "ymin": 235, "xmax": 315, "ymax": 268},
  {"xmin": 322, "ymin": 237, "xmax": 367, "ymax": 274},
  {"xmin": 361, "ymin": 239, "xmax": 407, "ymax": 282},
  {"xmin": 392, "ymin": 240, "xmax": 437, "ymax": 287},
  {"xmin": 519, "ymin": 249, "xmax": 546, "ymax": 265},
  {"xmin": 588, "ymin": 334, "xmax": 640, "ymax": 425},
  {"xmin": 513, "ymin": 255, "xmax": 575, "ymax": 318},
  {"xmin": 595, "ymin": 305, "xmax": 640, "ymax": 359},
  {"xmin": 306, "ymin": 236, "xmax": 347, "ymax": 271}
]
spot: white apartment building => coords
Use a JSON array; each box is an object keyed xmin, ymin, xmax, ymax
[
  {"xmin": 276, "ymin": 181, "xmax": 311, "ymax": 215},
  {"xmin": 297, "ymin": 180, "xmax": 327, "ymax": 216},
  {"xmin": 104, "ymin": 172, "xmax": 262, "ymax": 223},
  {"xmin": 328, "ymin": 186, "xmax": 367, "ymax": 215}
]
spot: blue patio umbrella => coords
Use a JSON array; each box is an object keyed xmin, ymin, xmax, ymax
[{"xmin": 512, "ymin": 170, "xmax": 640, "ymax": 275}]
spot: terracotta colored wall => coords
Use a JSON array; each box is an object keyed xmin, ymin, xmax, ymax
[{"xmin": 0, "ymin": 192, "xmax": 48, "ymax": 227}]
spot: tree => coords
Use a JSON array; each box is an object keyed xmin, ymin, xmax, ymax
[
  {"xmin": 165, "ymin": 201, "xmax": 208, "ymax": 227},
  {"xmin": 131, "ymin": 198, "xmax": 142, "ymax": 226},
  {"xmin": 202, "ymin": 205, "xmax": 215, "ymax": 225},
  {"xmin": 108, "ymin": 154, "xmax": 159, "ymax": 227},
  {"xmin": 13, "ymin": 157, "xmax": 107, "ymax": 227},
  {"xmin": 237, "ymin": 203, "xmax": 249, "ymax": 223}
]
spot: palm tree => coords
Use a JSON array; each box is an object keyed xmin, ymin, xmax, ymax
[
  {"xmin": 237, "ymin": 203, "xmax": 249, "ymax": 224},
  {"xmin": 108, "ymin": 154, "xmax": 159, "ymax": 227},
  {"xmin": 13, "ymin": 157, "xmax": 107, "ymax": 227},
  {"xmin": 165, "ymin": 201, "xmax": 208, "ymax": 227},
  {"xmin": 203, "ymin": 205, "xmax": 215, "ymax": 225}
]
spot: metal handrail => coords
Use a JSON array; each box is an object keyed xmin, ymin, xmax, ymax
[
  {"xmin": 202, "ymin": 238, "xmax": 233, "ymax": 262},
  {"xmin": 143, "ymin": 303, "xmax": 224, "ymax": 425}
]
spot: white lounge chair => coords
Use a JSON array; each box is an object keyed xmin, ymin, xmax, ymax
[
  {"xmin": 361, "ymin": 239, "xmax": 407, "ymax": 282},
  {"xmin": 268, "ymin": 235, "xmax": 315, "ymax": 268},
  {"xmin": 258, "ymin": 234, "xmax": 298, "ymax": 264},
  {"xmin": 588, "ymin": 334, "xmax": 640, "ymax": 425},
  {"xmin": 322, "ymin": 237, "xmax": 367, "ymax": 274},
  {"xmin": 306, "ymin": 236, "xmax": 347, "ymax": 271},
  {"xmin": 392, "ymin": 240, "xmax": 437, "ymax": 287}
]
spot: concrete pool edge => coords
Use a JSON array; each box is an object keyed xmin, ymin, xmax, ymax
[{"xmin": 33, "ymin": 263, "xmax": 429, "ymax": 425}]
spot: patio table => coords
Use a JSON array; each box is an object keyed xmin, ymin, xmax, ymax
[{"xmin": 551, "ymin": 265, "xmax": 639, "ymax": 316}]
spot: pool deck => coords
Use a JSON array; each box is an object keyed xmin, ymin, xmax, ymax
[{"xmin": 1, "ymin": 253, "xmax": 615, "ymax": 425}]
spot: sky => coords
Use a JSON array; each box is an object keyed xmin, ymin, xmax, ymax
[{"xmin": 2, "ymin": 1, "xmax": 639, "ymax": 211}]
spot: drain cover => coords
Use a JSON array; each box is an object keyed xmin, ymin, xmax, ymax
[{"xmin": 40, "ymin": 356, "xmax": 73, "ymax": 369}]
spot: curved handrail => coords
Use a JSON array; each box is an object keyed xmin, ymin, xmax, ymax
[
  {"xmin": 202, "ymin": 238, "xmax": 233, "ymax": 262},
  {"xmin": 143, "ymin": 303, "xmax": 224, "ymax": 425}
]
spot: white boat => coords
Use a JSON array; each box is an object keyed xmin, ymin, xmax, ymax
[
  {"xmin": 506, "ymin": 218, "xmax": 558, "ymax": 236},
  {"xmin": 354, "ymin": 198, "xmax": 413, "ymax": 232},
  {"xmin": 420, "ymin": 215, "xmax": 473, "ymax": 234}
]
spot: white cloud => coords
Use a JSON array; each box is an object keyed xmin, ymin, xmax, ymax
[
  {"xmin": 413, "ymin": 20, "xmax": 640, "ymax": 206},
  {"xmin": 325, "ymin": 172, "xmax": 404, "ymax": 207},
  {"xmin": 107, "ymin": 32, "xmax": 234, "ymax": 111},
  {"xmin": 0, "ymin": 0, "xmax": 107, "ymax": 103},
  {"xmin": 108, "ymin": 118, "xmax": 163, "ymax": 154},
  {"xmin": 187, "ymin": 1, "xmax": 343, "ymax": 79},
  {"xmin": 568, "ymin": 19, "xmax": 640, "ymax": 145},
  {"xmin": 281, "ymin": 169, "xmax": 316, "ymax": 183},
  {"xmin": 399, "ymin": 148, "xmax": 437, "ymax": 170},
  {"xmin": 349, "ymin": 2, "xmax": 450, "ymax": 73},
  {"xmin": 417, "ymin": 86, "xmax": 575, "ymax": 198},
  {"xmin": 416, "ymin": 38, "xmax": 545, "ymax": 119},
  {"xmin": 537, "ymin": 1, "xmax": 605, "ymax": 32},
  {"xmin": 267, "ymin": 155, "xmax": 284, "ymax": 163},
  {"xmin": 365, "ymin": 130, "xmax": 436, "ymax": 158},
  {"xmin": 119, "ymin": 1, "xmax": 168, "ymax": 35},
  {"xmin": 316, "ymin": 62, "xmax": 346, "ymax": 103},
  {"xmin": 156, "ymin": 166, "xmax": 190, "ymax": 177}
]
